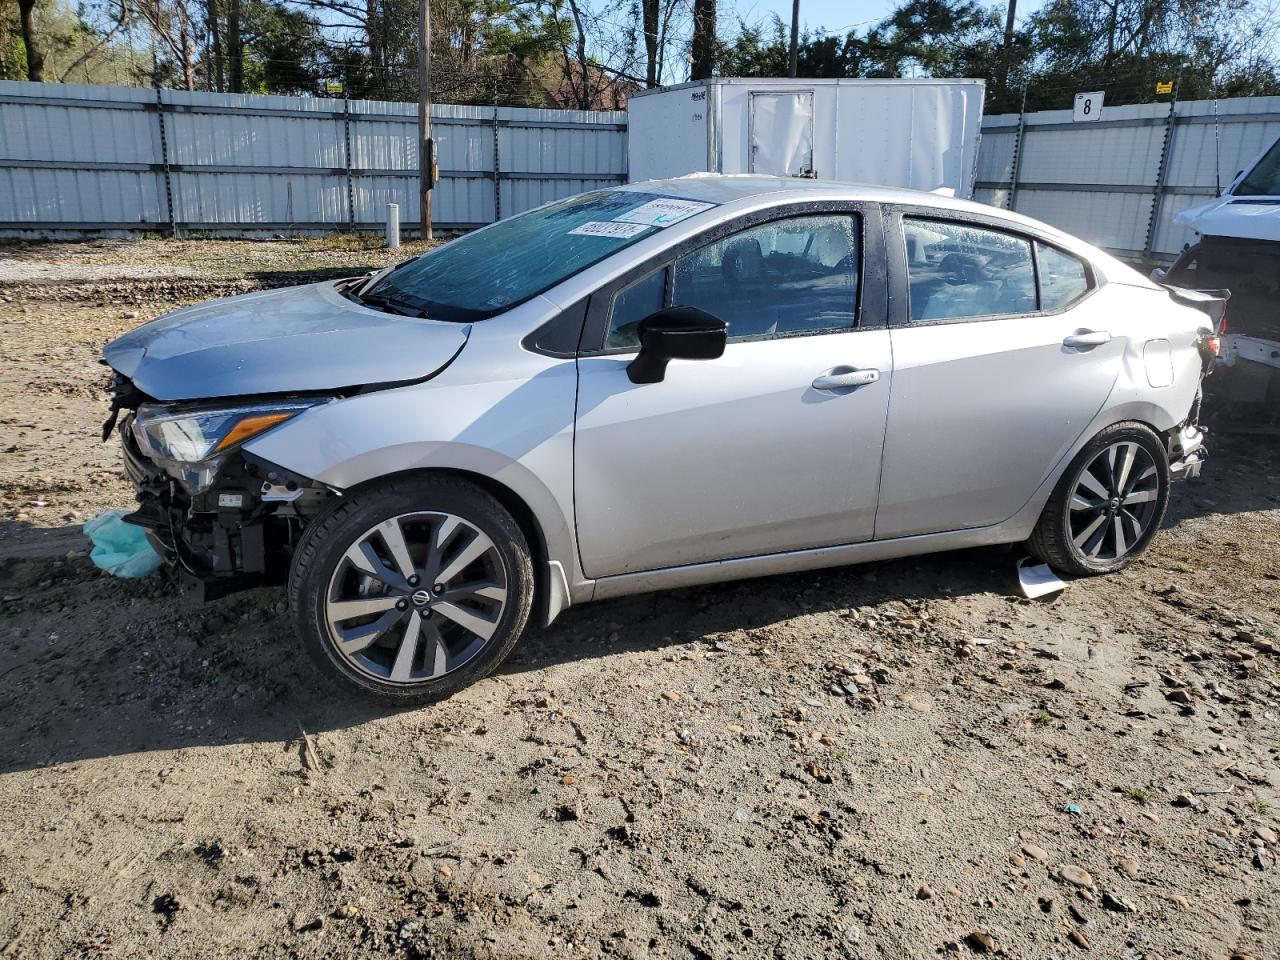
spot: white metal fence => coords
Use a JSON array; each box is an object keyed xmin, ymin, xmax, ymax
[
  {"xmin": 0, "ymin": 81, "xmax": 627, "ymax": 233},
  {"xmin": 4, "ymin": 80, "xmax": 1279, "ymax": 258},
  {"xmin": 975, "ymin": 94, "xmax": 1280, "ymax": 260}
]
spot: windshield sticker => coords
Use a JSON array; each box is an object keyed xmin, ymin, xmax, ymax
[
  {"xmin": 568, "ymin": 221, "xmax": 652, "ymax": 239},
  {"xmin": 613, "ymin": 197, "xmax": 715, "ymax": 227}
]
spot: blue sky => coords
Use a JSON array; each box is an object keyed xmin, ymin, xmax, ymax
[{"xmin": 730, "ymin": 0, "xmax": 1050, "ymax": 35}]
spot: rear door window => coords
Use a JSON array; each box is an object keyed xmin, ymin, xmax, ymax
[{"xmin": 904, "ymin": 218, "xmax": 1036, "ymax": 323}]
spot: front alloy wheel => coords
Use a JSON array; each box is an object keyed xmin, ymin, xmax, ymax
[
  {"xmin": 290, "ymin": 478, "xmax": 534, "ymax": 704},
  {"xmin": 326, "ymin": 512, "xmax": 508, "ymax": 684},
  {"xmin": 1029, "ymin": 422, "xmax": 1171, "ymax": 576}
]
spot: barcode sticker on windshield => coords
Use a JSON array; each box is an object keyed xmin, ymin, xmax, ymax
[
  {"xmin": 614, "ymin": 198, "xmax": 715, "ymax": 227},
  {"xmin": 569, "ymin": 221, "xmax": 651, "ymax": 239}
]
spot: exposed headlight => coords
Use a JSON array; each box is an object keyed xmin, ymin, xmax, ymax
[{"xmin": 132, "ymin": 399, "xmax": 325, "ymax": 493}]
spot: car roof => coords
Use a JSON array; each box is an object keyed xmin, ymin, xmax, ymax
[
  {"xmin": 616, "ymin": 174, "xmax": 1071, "ymax": 240},
  {"xmin": 618, "ymin": 173, "xmax": 981, "ymax": 212}
]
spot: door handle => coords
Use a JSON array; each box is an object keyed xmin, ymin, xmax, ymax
[
  {"xmin": 812, "ymin": 367, "xmax": 880, "ymax": 391},
  {"xmin": 1063, "ymin": 330, "xmax": 1112, "ymax": 348}
]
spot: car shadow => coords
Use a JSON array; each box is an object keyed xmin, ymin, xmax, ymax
[
  {"xmin": 0, "ymin": 523, "xmax": 1016, "ymax": 776},
  {"xmin": 499, "ymin": 544, "xmax": 1025, "ymax": 679},
  {"xmin": 0, "ymin": 422, "xmax": 1272, "ymax": 776}
]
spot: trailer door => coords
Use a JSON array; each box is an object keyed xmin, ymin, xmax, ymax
[{"xmin": 749, "ymin": 91, "xmax": 815, "ymax": 178}]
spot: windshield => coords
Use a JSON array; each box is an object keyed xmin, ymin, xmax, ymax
[
  {"xmin": 361, "ymin": 189, "xmax": 717, "ymax": 322},
  {"xmin": 1235, "ymin": 138, "xmax": 1280, "ymax": 197}
]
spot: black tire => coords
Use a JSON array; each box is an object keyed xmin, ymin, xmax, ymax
[
  {"xmin": 1028, "ymin": 422, "xmax": 1171, "ymax": 577},
  {"xmin": 288, "ymin": 476, "xmax": 534, "ymax": 705}
]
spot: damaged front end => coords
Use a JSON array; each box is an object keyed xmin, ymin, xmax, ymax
[{"xmin": 105, "ymin": 371, "xmax": 338, "ymax": 602}]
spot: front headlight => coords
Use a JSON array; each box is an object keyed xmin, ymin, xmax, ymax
[{"xmin": 132, "ymin": 399, "xmax": 325, "ymax": 493}]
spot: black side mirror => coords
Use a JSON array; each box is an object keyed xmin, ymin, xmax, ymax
[{"xmin": 626, "ymin": 307, "xmax": 728, "ymax": 384}]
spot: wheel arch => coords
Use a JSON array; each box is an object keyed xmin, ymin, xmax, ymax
[
  {"xmin": 334, "ymin": 465, "xmax": 570, "ymax": 628},
  {"xmin": 1003, "ymin": 406, "xmax": 1174, "ymax": 541}
]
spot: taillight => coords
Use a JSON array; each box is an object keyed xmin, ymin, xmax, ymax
[{"xmin": 1199, "ymin": 333, "xmax": 1221, "ymax": 359}]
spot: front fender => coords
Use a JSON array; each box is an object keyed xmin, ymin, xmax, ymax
[{"xmin": 243, "ymin": 344, "xmax": 583, "ymax": 589}]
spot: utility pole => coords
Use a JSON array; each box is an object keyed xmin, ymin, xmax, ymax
[
  {"xmin": 998, "ymin": 0, "xmax": 1016, "ymax": 93},
  {"xmin": 418, "ymin": 0, "xmax": 433, "ymax": 240},
  {"xmin": 788, "ymin": 0, "xmax": 800, "ymax": 78}
]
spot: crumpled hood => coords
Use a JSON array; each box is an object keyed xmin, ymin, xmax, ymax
[
  {"xmin": 1176, "ymin": 195, "xmax": 1280, "ymax": 243},
  {"xmin": 103, "ymin": 280, "xmax": 470, "ymax": 401}
]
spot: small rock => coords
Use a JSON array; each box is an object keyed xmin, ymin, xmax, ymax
[
  {"xmin": 660, "ymin": 691, "xmax": 680, "ymax": 703},
  {"xmin": 1165, "ymin": 689, "xmax": 1194, "ymax": 705},
  {"xmin": 964, "ymin": 930, "xmax": 996, "ymax": 954},
  {"xmin": 1255, "ymin": 826, "xmax": 1276, "ymax": 845},
  {"xmin": 1022, "ymin": 843, "xmax": 1049, "ymax": 863},
  {"xmin": 871, "ymin": 667, "xmax": 891, "ymax": 684},
  {"xmin": 916, "ymin": 884, "xmax": 935, "ymax": 900},
  {"xmin": 1058, "ymin": 864, "xmax": 1094, "ymax": 888},
  {"xmin": 1102, "ymin": 890, "xmax": 1135, "ymax": 913},
  {"xmin": 805, "ymin": 761, "xmax": 830, "ymax": 783},
  {"xmin": 1172, "ymin": 793, "xmax": 1195, "ymax": 808},
  {"xmin": 908, "ymin": 699, "xmax": 932, "ymax": 714},
  {"xmin": 1067, "ymin": 928, "xmax": 1090, "ymax": 950},
  {"xmin": 334, "ymin": 904, "xmax": 358, "ymax": 920},
  {"xmin": 1009, "ymin": 854, "xmax": 1026, "ymax": 869},
  {"xmin": 1115, "ymin": 857, "xmax": 1139, "ymax": 878},
  {"xmin": 1169, "ymin": 894, "xmax": 1191, "ymax": 909}
]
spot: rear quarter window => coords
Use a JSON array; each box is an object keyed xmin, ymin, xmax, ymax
[{"xmin": 1036, "ymin": 243, "xmax": 1090, "ymax": 310}]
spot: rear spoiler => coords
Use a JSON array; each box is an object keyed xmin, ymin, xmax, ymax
[{"xmin": 1150, "ymin": 275, "xmax": 1231, "ymax": 332}]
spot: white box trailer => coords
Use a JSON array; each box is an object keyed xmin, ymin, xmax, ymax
[{"xmin": 627, "ymin": 77, "xmax": 986, "ymax": 196}]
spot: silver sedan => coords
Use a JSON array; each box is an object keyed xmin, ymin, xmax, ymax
[{"xmin": 102, "ymin": 176, "xmax": 1221, "ymax": 703}]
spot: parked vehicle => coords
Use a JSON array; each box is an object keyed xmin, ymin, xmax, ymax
[
  {"xmin": 101, "ymin": 176, "xmax": 1220, "ymax": 703},
  {"xmin": 1157, "ymin": 132, "xmax": 1280, "ymax": 407}
]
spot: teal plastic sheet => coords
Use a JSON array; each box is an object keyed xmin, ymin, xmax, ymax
[{"xmin": 83, "ymin": 509, "xmax": 164, "ymax": 578}]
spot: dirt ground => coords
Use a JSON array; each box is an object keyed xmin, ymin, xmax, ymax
[{"xmin": 0, "ymin": 237, "xmax": 1277, "ymax": 960}]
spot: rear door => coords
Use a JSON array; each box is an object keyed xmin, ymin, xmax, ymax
[
  {"xmin": 749, "ymin": 91, "xmax": 815, "ymax": 178},
  {"xmin": 573, "ymin": 205, "xmax": 892, "ymax": 578},
  {"xmin": 875, "ymin": 210, "xmax": 1123, "ymax": 539}
]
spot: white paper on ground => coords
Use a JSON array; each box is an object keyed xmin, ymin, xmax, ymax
[
  {"xmin": 613, "ymin": 198, "xmax": 715, "ymax": 227},
  {"xmin": 568, "ymin": 221, "xmax": 651, "ymax": 239},
  {"xmin": 1017, "ymin": 558, "xmax": 1068, "ymax": 598}
]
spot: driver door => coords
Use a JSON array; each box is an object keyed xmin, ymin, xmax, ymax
[{"xmin": 573, "ymin": 209, "xmax": 894, "ymax": 579}]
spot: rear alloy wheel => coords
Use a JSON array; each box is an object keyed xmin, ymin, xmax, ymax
[
  {"xmin": 1029, "ymin": 422, "xmax": 1171, "ymax": 576},
  {"xmin": 290, "ymin": 478, "xmax": 533, "ymax": 704}
]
